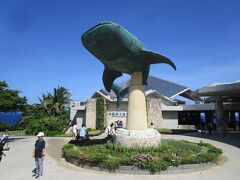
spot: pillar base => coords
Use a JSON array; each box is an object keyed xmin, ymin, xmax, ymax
[{"xmin": 114, "ymin": 128, "xmax": 161, "ymax": 147}]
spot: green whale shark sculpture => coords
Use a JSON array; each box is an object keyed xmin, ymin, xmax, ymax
[{"xmin": 81, "ymin": 22, "xmax": 176, "ymax": 103}]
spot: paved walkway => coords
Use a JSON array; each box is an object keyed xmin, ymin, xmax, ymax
[{"xmin": 0, "ymin": 133, "xmax": 239, "ymax": 180}]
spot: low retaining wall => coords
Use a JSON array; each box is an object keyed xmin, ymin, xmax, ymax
[{"xmin": 65, "ymin": 156, "xmax": 214, "ymax": 174}]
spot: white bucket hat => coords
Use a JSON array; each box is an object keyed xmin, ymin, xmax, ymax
[{"xmin": 37, "ymin": 132, "xmax": 44, "ymax": 137}]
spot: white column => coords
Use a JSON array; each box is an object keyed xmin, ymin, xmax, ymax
[{"xmin": 127, "ymin": 72, "xmax": 148, "ymax": 130}]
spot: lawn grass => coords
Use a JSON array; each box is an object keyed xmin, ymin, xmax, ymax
[
  {"xmin": 157, "ymin": 128, "xmax": 197, "ymax": 134},
  {"xmin": 62, "ymin": 139, "xmax": 222, "ymax": 173},
  {"xmin": 0, "ymin": 130, "xmax": 26, "ymax": 136},
  {"xmin": 87, "ymin": 129, "xmax": 103, "ymax": 136},
  {"xmin": 53, "ymin": 129, "xmax": 103, "ymax": 137},
  {"xmin": 0, "ymin": 129, "xmax": 103, "ymax": 137},
  {"xmin": 53, "ymin": 134, "xmax": 72, "ymax": 137}
]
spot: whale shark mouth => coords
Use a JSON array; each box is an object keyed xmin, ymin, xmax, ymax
[{"xmin": 82, "ymin": 21, "xmax": 113, "ymax": 37}]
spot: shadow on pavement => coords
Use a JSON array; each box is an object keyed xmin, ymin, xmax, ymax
[
  {"xmin": 179, "ymin": 131, "xmax": 240, "ymax": 148},
  {"xmin": 8, "ymin": 137, "xmax": 26, "ymax": 142},
  {"xmin": 69, "ymin": 136, "xmax": 110, "ymax": 147}
]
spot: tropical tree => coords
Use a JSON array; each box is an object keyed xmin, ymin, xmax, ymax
[
  {"xmin": 38, "ymin": 86, "xmax": 71, "ymax": 116},
  {"xmin": 0, "ymin": 80, "xmax": 27, "ymax": 112}
]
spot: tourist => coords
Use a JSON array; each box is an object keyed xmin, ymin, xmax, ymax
[
  {"xmin": 109, "ymin": 123, "xmax": 116, "ymax": 143},
  {"xmin": 0, "ymin": 135, "xmax": 9, "ymax": 162},
  {"xmin": 72, "ymin": 123, "xmax": 77, "ymax": 139},
  {"xmin": 79, "ymin": 124, "xmax": 87, "ymax": 139},
  {"xmin": 85, "ymin": 131, "xmax": 89, "ymax": 140},
  {"xmin": 207, "ymin": 122, "xmax": 212, "ymax": 135},
  {"xmin": 105, "ymin": 123, "xmax": 115, "ymax": 143},
  {"xmin": 0, "ymin": 141, "xmax": 5, "ymax": 162},
  {"xmin": 33, "ymin": 132, "xmax": 46, "ymax": 179},
  {"xmin": 0, "ymin": 129, "xmax": 9, "ymax": 149},
  {"xmin": 201, "ymin": 119, "xmax": 206, "ymax": 135},
  {"xmin": 119, "ymin": 120, "xmax": 123, "ymax": 128},
  {"xmin": 114, "ymin": 120, "xmax": 118, "ymax": 130}
]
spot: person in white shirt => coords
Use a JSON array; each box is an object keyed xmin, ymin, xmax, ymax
[
  {"xmin": 79, "ymin": 124, "xmax": 86, "ymax": 139},
  {"xmin": 0, "ymin": 129, "xmax": 9, "ymax": 149},
  {"xmin": 105, "ymin": 123, "xmax": 115, "ymax": 143},
  {"xmin": 72, "ymin": 123, "xmax": 77, "ymax": 139}
]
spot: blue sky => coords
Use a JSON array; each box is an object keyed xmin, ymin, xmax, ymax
[{"xmin": 0, "ymin": 0, "xmax": 240, "ymax": 104}]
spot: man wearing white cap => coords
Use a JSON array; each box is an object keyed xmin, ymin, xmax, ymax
[{"xmin": 33, "ymin": 132, "xmax": 46, "ymax": 179}]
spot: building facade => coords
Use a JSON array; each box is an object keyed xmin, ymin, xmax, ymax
[{"xmin": 69, "ymin": 76, "xmax": 240, "ymax": 131}]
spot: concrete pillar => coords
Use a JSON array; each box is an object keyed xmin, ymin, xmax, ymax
[
  {"xmin": 238, "ymin": 112, "xmax": 240, "ymax": 130},
  {"xmin": 127, "ymin": 72, "xmax": 148, "ymax": 130},
  {"xmin": 224, "ymin": 111, "xmax": 229, "ymax": 128},
  {"xmin": 230, "ymin": 112, "xmax": 236, "ymax": 129},
  {"xmin": 206, "ymin": 111, "xmax": 211, "ymax": 123},
  {"xmin": 215, "ymin": 95, "xmax": 225, "ymax": 135}
]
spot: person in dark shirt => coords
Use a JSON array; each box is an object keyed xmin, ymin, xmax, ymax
[
  {"xmin": 0, "ymin": 140, "xmax": 6, "ymax": 162},
  {"xmin": 33, "ymin": 132, "xmax": 46, "ymax": 179}
]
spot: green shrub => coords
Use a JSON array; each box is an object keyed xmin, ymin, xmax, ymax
[
  {"xmin": 163, "ymin": 139, "xmax": 202, "ymax": 153},
  {"xmin": 87, "ymin": 129, "xmax": 103, "ymax": 136},
  {"xmin": 89, "ymin": 153, "xmax": 106, "ymax": 163},
  {"xmin": 0, "ymin": 121, "xmax": 11, "ymax": 131},
  {"xmin": 157, "ymin": 128, "xmax": 172, "ymax": 134},
  {"xmin": 63, "ymin": 139, "xmax": 222, "ymax": 173},
  {"xmin": 62, "ymin": 144, "xmax": 79, "ymax": 157},
  {"xmin": 25, "ymin": 113, "xmax": 69, "ymax": 136},
  {"xmin": 100, "ymin": 155, "xmax": 120, "ymax": 171},
  {"xmin": 147, "ymin": 159, "xmax": 168, "ymax": 174},
  {"xmin": 157, "ymin": 128, "xmax": 197, "ymax": 134},
  {"xmin": 96, "ymin": 97, "xmax": 105, "ymax": 130},
  {"xmin": 133, "ymin": 153, "xmax": 155, "ymax": 169},
  {"xmin": 198, "ymin": 143, "xmax": 222, "ymax": 154}
]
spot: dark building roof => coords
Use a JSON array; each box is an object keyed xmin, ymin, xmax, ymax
[
  {"xmin": 98, "ymin": 76, "xmax": 191, "ymax": 100},
  {"xmin": 145, "ymin": 76, "xmax": 188, "ymax": 98}
]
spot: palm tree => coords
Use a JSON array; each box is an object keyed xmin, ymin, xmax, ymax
[
  {"xmin": 39, "ymin": 93, "xmax": 54, "ymax": 115},
  {"xmin": 38, "ymin": 86, "xmax": 71, "ymax": 116},
  {"xmin": 53, "ymin": 86, "xmax": 71, "ymax": 115}
]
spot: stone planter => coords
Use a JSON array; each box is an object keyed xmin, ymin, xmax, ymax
[{"xmin": 114, "ymin": 128, "xmax": 161, "ymax": 147}]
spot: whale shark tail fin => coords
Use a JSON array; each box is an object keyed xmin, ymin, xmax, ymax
[
  {"xmin": 103, "ymin": 67, "xmax": 123, "ymax": 92},
  {"xmin": 141, "ymin": 50, "xmax": 176, "ymax": 70},
  {"xmin": 112, "ymin": 83, "xmax": 129, "ymax": 108}
]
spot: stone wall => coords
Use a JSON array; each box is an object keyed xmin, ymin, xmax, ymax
[
  {"xmin": 107, "ymin": 101, "xmax": 128, "ymax": 111},
  {"xmin": 85, "ymin": 99, "xmax": 96, "ymax": 129},
  {"xmin": 106, "ymin": 98, "xmax": 165, "ymax": 128},
  {"xmin": 70, "ymin": 109, "xmax": 77, "ymax": 122},
  {"xmin": 72, "ymin": 97, "xmax": 182, "ymax": 130},
  {"xmin": 147, "ymin": 98, "xmax": 163, "ymax": 128},
  {"xmin": 106, "ymin": 101, "xmax": 128, "ymax": 127}
]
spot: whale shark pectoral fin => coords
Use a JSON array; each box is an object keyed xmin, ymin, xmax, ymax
[
  {"xmin": 112, "ymin": 83, "xmax": 129, "ymax": 108},
  {"xmin": 103, "ymin": 67, "xmax": 123, "ymax": 92},
  {"xmin": 141, "ymin": 50, "xmax": 176, "ymax": 70},
  {"xmin": 142, "ymin": 65, "xmax": 150, "ymax": 85},
  {"xmin": 117, "ymin": 87, "xmax": 129, "ymax": 108}
]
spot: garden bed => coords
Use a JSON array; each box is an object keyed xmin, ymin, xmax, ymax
[
  {"xmin": 62, "ymin": 139, "xmax": 222, "ymax": 174},
  {"xmin": 156, "ymin": 128, "xmax": 197, "ymax": 134}
]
